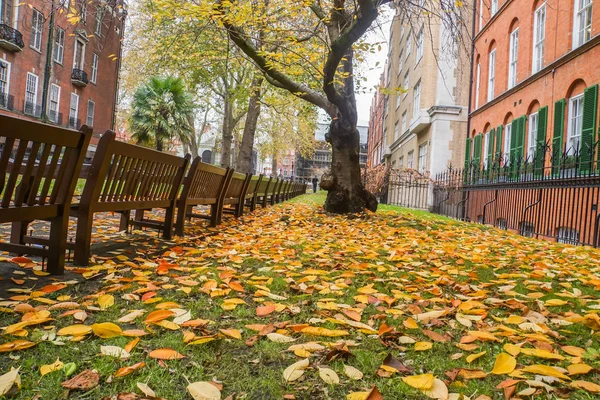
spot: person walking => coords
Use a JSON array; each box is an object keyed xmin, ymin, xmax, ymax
[{"xmin": 312, "ymin": 175, "xmax": 318, "ymax": 193}]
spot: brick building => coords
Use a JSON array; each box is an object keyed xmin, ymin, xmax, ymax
[
  {"xmin": 0, "ymin": 0, "xmax": 126, "ymax": 144},
  {"xmin": 467, "ymin": 0, "xmax": 599, "ymax": 171},
  {"xmin": 367, "ymin": 71, "xmax": 385, "ymax": 168}
]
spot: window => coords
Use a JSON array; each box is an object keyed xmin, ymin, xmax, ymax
[
  {"xmin": 54, "ymin": 27, "xmax": 65, "ymax": 64},
  {"xmin": 396, "ymin": 94, "xmax": 401, "ymax": 109},
  {"xmin": 528, "ymin": 112, "xmax": 538, "ymax": 159},
  {"xmin": 484, "ymin": 131, "xmax": 491, "ymax": 168},
  {"xmin": 519, "ymin": 221, "xmax": 535, "ymax": 238},
  {"xmin": 487, "ymin": 49, "xmax": 496, "ymax": 101},
  {"xmin": 503, "ymin": 124, "xmax": 512, "ymax": 162},
  {"xmin": 398, "ymin": 53, "xmax": 403, "ymax": 74},
  {"xmin": 73, "ymin": 39, "xmax": 85, "ymax": 69},
  {"xmin": 394, "ymin": 120, "xmax": 399, "ymax": 140},
  {"xmin": 418, "ymin": 143, "xmax": 428, "ymax": 173},
  {"xmin": 49, "ymin": 84, "xmax": 60, "ymax": 123},
  {"xmin": 557, "ymin": 227, "xmax": 580, "ymax": 245},
  {"xmin": 497, "ymin": 218, "xmax": 508, "ymax": 230},
  {"xmin": 91, "ymin": 53, "xmax": 99, "ymax": 84},
  {"xmin": 508, "ymin": 28, "xmax": 518, "ymax": 89},
  {"xmin": 86, "ymin": 100, "xmax": 95, "ymax": 127},
  {"xmin": 491, "ymin": 0, "xmax": 498, "ymax": 15},
  {"xmin": 399, "ymin": 157, "xmax": 404, "ymax": 168},
  {"xmin": 475, "ymin": 63, "xmax": 481, "ymax": 109},
  {"xmin": 403, "ymin": 71, "xmax": 409, "ymax": 97},
  {"xmin": 567, "ymin": 94, "xmax": 584, "ymax": 154},
  {"xmin": 478, "ymin": 0, "xmax": 483, "ymax": 31},
  {"xmin": 401, "ymin": 111, "xmax": 407, "ymax": 133},
  {"xmin": 30, "ymin": 9, "xmax": 43, "ymax": 51},
  {"xmin": 69, "ymin": 93, "xmax": 79, "ymax": 128},
  {"xmin": 533, "ymin": 4, "xmax": 546, "ymax": 73},
  {"xmin": 416, "ymin": 28, "xmax": 424, "ymax": 61},
  {"xmin": 1, "ymin": 0, "xmax": 14, "ymax": 25},
  {"xmin": 80, "ymin": 0, "xmax": 87, "ymax": 23},
  {"xmin": 25, "ymin": 73, "xmax": 38, "ymax": 115},
  {"xmin": 386, "ymin": 65, "xmax": 391, "ymax": 86},
  {"xmin": 60, "ymin": 0, "xmax": 69, "ymax": 9},
  {"xmin": 407, "ymin": 151, "xmax": 414, "ymax": 169},
  {"xmin": 406, "ymin": 32, "xmax": 411, "ymax": 58},
  {"xmin": 573, "ymin": 0, "xmax": 593, "ymax": 48},
  {"xmin": 0, "ymin": 59, "xmax": 9, "ymax": 108},
  {"xmin": 413, "ymin": 80, "xmax": 421, "ymax": 118},
  {"xmin": 95, "ymin": 6, "xmax": 103, "ymax": 36}
]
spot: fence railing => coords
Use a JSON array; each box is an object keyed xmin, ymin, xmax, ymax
[{"xmin": 431, "ymin": 145, "xmax": 600, "ymax": 247}]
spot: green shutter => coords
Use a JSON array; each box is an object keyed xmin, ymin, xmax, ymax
[
  {"xmin": 518, "ymin": 115, "xmax": 527, "ymax": 160},
  {"xmin": 487, "ymin": 128, "xmax": 495, "ymax": 169},
  {"xmin": 510, "ymin": 119, "xmax": 518, "ymax": 164},
  {"xmin": 535, "ymin": 106, "xmax": 548, "ymax": 177},
  {"xmin": 580, "ymin": 84, "xmax": 598, "ymax": 174},
  {"xmin": 464, "ymin": 137, "xmax": 472, "ymax": 169},
  {"xmin": 495, "ymin": 124, "xmax": 503, "ymax": 161},
  {"xmin": 473, "ymin": 134, "xmax": 482, "ymax": 168},
  {"xmin": 552, "ymin": 99, "xmax": 566, "ymax": 175}
]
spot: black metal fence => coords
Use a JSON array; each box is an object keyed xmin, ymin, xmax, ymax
[
  {"xmin": 431, "ymin": 144, "xmax": 600, "ymax": 247},
  {"xmin": 386, "ymin": 169, "xmax": 433, "ymax": 210}
]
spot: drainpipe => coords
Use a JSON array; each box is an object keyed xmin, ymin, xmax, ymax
[
  {"xmin": 465, "ymin": 0, "xmax": 478, "ymax": 152},
  {"xmin": 111, "ymin": 5, "xmax": 127, "ymax": 132},
  {"xmin": 40, "ymin": 0, "xmax": 56, "ymax": 122}
]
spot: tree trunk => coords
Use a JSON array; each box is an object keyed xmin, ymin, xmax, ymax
[
  {"xmin": 322, "ymin": 115, "xmax": 377, "ymax": 213},
  {"xmin": 271, "ymin": 156, "xmax": 278, "ymax": 177},
  {"xmin": 237, "ymin": 76, "xmax": 264, "ymax": 174},
  {"xmin": 221, "ymin": 95, "xmax": 234, "ymax": 167},
  {"xmin": 187, "ymin": 113, "xmax": 199, "ymax": 157},
  {"xmin": 156, "ymin": 137, "xmax": 164, "ymax": 152}
]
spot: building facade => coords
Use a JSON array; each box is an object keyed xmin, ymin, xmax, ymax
[
  {"xmin": 367, "ymin": 71, "xmax": 385, "ymax": 168},
  {"xmin": 381, "ymin": 4, "xmax": 470, "ymax": 176},
  {"xmin": 467, "ymin": 0, "xmax": 599, "ymax": 171},
  {"xmin": 0, "ymin": 0, "xmax": 126, "ymax": 144}
]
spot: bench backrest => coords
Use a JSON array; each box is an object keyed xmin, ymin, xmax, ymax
[
  {"xmin": 225, "ymin": 171, "xmax": 249, "ymax": 200},
  {"xmin": 269, "ymin": 179, "xmax": 280, "ymax": 196},
  {"xmin": 256, "ymin": 176, "xmax": 271, "ymax": 196},
  {"xmin": 0, "ymin": 114, "xmax": 91, "ymax": 214},
  {"xmin": 245, "ymin": 175, "xmax": 262, "ymax": 199},
  {"xmin": 181, "ymin": 157, "xmax": 230, "ymax": 205},
  {"xmin": 80, "ymin": 132, "xmax": 190, "ymax": 211}
]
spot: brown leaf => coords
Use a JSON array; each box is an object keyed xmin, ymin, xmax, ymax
[
  {"xmin": 382, "ymin": 353, "xmax": 414, "ymax": 374},
  {"xmin": 422, "ymin": 329, "xmax": 450, "ymax": 343},
  {"xmin": 61, "ymin": 370, "xmax": 100, "ymax": 391}
]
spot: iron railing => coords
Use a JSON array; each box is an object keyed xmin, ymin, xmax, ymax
[
  {"xmin": 0, "ymin": 24, "xmax": 24, "ymax": 50},
  {"xmin": 24, "ymin": 101, "xmax": 42, "ymax": 117},
  {"xmin": 68, "ymin": 117, "xmax": 81, "ymax": 129},
  {"xmin": 71, "ymin": 68, "xmax": 89, "ymax": 85},
  {"xmin": 431, "ymin": 141, "xmax": 600, "ymax": 247},
  {"xmin": 0, "ymin": 93, "xmax": 14, "ymax": 110}
]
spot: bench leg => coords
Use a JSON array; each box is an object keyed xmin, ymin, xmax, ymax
[
  {"xmin": 47, "ymin": 215, "xmax": 69, "ymax": 275},
  {"xmin": 235, "ymin": 202, "xmax": 244, "ymax": 218},
  {"xmin": 10, "ymin": 220, "xmax": 31, "ymax": 252},
  {"xmin": 250, "ymin": 197, "xmax": 257, "ymax": 212},
  {"xmin": 215, "ymin": 201, "xmax": 224, "ymax": 226},
  {"xmin": 74, "ymin": 212, "xmax": 93, "ymax": 266},
  {"xmin": 163, "ymin": 207, "xmax": 174, "ymax": 240},
  {"xmin": 186, "ymin": 205, "xmax": 194, "ymax": 221},
  {"xmin": 209, "ymin": 203, "xmax": 219, "ymax": 227},
  {"xmin": 119, "ymin": 211, "xmax": 131, "ymax": 232},
  {"xmin": 175, "ymin": 204, "xmax": 186, "ymax": 237}
]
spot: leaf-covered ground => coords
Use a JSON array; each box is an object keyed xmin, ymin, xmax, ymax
[{"xmin": 1, "ymin": 193, "xmax": 600, "ymax": 400}]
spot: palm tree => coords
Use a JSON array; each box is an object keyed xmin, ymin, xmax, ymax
[{"xmin": 129, "ymin": 76, "xmax": 194, "ymax": 152}]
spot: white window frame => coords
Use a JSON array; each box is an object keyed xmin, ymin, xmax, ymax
[
  {"xmin": 528, "ymin": 112, "xmax": 538, "ymax": 159},
  {"xmin": 491, "ymin": 0, "xmax": 498, "ymax": 15},
  {"xmin": 30, "ymin": 8, "xmax": 43, "ymax": 51},
  {"xmin": 95, "ymin": 6, "xmax": 103, "ymax": 36},
  {"xmin": 69, "ymin": 92, "xmax": 79, "ymax": 127},
  {"xmin": 396, "ymin": 94, "xmax": 401, "ymax": 109},
  {"xmin": 73, "ymin": 38, "xmax": 86, "ymax": 70},
  {"xmin": 86, "ymin": 99, "xmax": 95, "ymax": 127},
  {"xmin": 401, "ymin": 111, "xmax": 407, "ymax": 134},
  {"xmin": 398, "ymin": 52, "xmax": 403, "ymax": 74},
  {"xmin": 508, "ymin": 28, "xmax": 519, "ymax": 89},
  {"xmin": 403, "ymin": 71, "xmax": 409, "ymax": 98},
  {"xmin": 394, "ymin": 120, "xmax": 399, "ymax": 140},
  {"xmin": 25, "ymin": 72, "xmax": 39, "ymax": 113},
  {"xmin": 413, "ymin": 80, "xmax": 421, "ymax": 119},
  {"xmin": 479, "ymin": 0, "xmax": 484, "ymax": 31},
  {"xmin": 416, "ymin": 28, "xmax": 424, "ymax": 61},
  {"xmin": 91, "ymin": 53, "xmax": 99, "ymax": 84},
  {"xmin": 49, "ymin": 84, "xmax": 61, "ymax": 123},
  {"xmin": 504, "ymin": 123, "xmax": 512, "ymax": 162},
  {"xmin": 483, "ymin": 131, "xmax": 490, "ymax": 168},
  {"xmin": 81, "ymin": 0, "xmax": 87, "ymax": 23},
  {"xmin": 0, "ymin": 58, "xmax": 10, "ymax": 107},
  {"xmin": 54, "ymin": 26, "xmax": 65, "ymax": 64},
  {"xmin": 407, "ymin": 151, "xmax": 414, "ymax": 169},
  {"xmin": 567, "ymin": 94, "xmax": 584, "ymax": 154},
  {"xmin": 487, "ymin": 49, "xmax": 496, "ymax": 101},
  {"xmin": 475, "ymin": 63, "xmax": 481, "ymax": 109},
  {"xmin": 406, "ymin": 32, "xmax": 411, "ymax": 58},
  {"xmin": 418, "ymin": 143, "xmax": 428, "ymax": 173},
  {"xmin": 573, "ymin": 0, "xmax": 593, "ymax": 49},
  {"xmin": 532, "ymin": 3, "xmax": 546, "ymax": 74},
  {"xmin": 399, "ymin": 156, "xmax": 404, "ymax": 168}
]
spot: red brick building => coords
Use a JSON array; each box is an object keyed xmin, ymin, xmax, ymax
[
  {"xmin": 367, "ymin": 71, "xmax": 385, "ymax": 168},
  {"xmin": 0, "ymin": 0, "xmax": 126, "ymax": 143},
  {"xmin": 467, "ymin": 0, "xmax": 599, "ymax": 170}
]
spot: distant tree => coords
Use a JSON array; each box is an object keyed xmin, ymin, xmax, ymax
[{"xmin": 129, "ymin": 76, "xmax": 194, "ymax": 152}]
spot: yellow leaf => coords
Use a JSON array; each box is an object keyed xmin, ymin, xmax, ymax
[
  {"xmin": 402, "ymin": 374, "xmax": 435, "ymax": 390},
  {"xmin": 545, "ymin": 299, "xmax": 568, "ymax": 307},
  {"xmin": 57, "ymin": 324, "xmax": 92, "ymax": 336},
  {"xmin": 491, "ymin": 353, "xmax": 516, "ymax": 375},
  {"xmin": 188, "ymin": 337, "xmax": 217, "ymax": 345},
  {"xmin": 300, "ymin": 327, "xmax": 349, "ymax": 337},
  {"xmin": 187, "ymin": 381, "xmax": 221, "ymax": 400},
  {"xmin": 571, "ymin": 380, "xmax": 600, "ymax": 393},
  {"xmin": 562, "ymin": 346, "xmax": 586, "ymax": 357},
  {"xmin": 423, "ymin": 378, "xmax": 449, "ymax": 399},
  {"xmin": 520, "ymin": 347, "xmax": 564, "ymax": 360},
  {"xmin": 0, "ymin": 367, "xmax": 20, "ymax": 396},
  {"xmin": 503, "ymin": 343, "xmax": 522, "ymax": 356},
  {"xmin": 466, "ymin": 351, "xmax": 486, "ymax": 363},
  {"xmin": 343, "ymin": 365, "xmax": 363, "ymax": 380},
  {"xmin": 568, "ymin": 364, "xmax": 593, "ymax": 376},
  {"xmin": 318, "ymin": 367, "xmax": 340, "ymax": 384},
  {"xmin": 522, "ymin": 365, "xmax": 570, "ymax": 380},
  {"xmin": 98, "ymin": 294, "xmax": 114, "ymax": 309},
  {"xmin": 403, "ymin": 317, "xmax": 419, "ymax": 329},
  {"xmin": 219, "ymin": 328, "xmax": 242, "ymax": 340},
  {"xmin": 92, "ymin": 322, "xmax": 123, "ymax": 338},
  {"xmin": 40, "ymin": 358, "xmax": 63, "ymax": 376},
  {"xmin": 415, "ymin": 342, "xmax": 433, "ymax": 351},
  {"xmin": 283, "ymin": 358, "xmax": 309, "ymax": 382},
  {"xmin": 468, "ymin": 330, "xmax": 501, "ymax": 342}
]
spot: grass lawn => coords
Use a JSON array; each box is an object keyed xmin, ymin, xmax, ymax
[{"xmin": 1, "ymin": 194, "xmax": 600, "ymax": 399}]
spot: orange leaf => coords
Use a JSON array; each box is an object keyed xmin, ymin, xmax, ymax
[
  {"xmin": 144, "ymin": 310, "xmax": 175, "ymax": 324},
  {"xmin": 256, "ymin": 304, "xmax": 275, "ymax": 317},
  {"xmin": 114, "ymin": 362, "xmax": 146, "ymax": 377},
  {"xmin": 148, "ymin": 348, "xmax": 185, "ymax": 360}
]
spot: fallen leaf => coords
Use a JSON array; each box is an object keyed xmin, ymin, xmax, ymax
[
  {"xmin": 61, "ymin": 369, "xmax": 99, "ymax": 390},
  {"xmin": 148, "ymin": 348, "xmax": 185, "ymax": 360},
  {"xmin": 318, "ymin": 367, "xmax": 340, "ymax": 384},
  {"xmin": 402, "ymin": 374, "xmax": 435, "ymax": 390},
  {"xmin": 283, "ymin": 358, "xmax": 309, "ymax": 382},
  {"xmin": 187, "ymin": 381, "xmax": 222, "ymax": 400},
  {"xmin": 343, "ymin": 365, "xmax": 364, "ymax": 380},
  {"xmin": 491, "ymin": 353, "xmax": 516, "ymax": 375}
]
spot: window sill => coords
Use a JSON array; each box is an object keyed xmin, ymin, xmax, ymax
[{"xmin": 29, "ymin": 46, "xmax": 42, "ymax": 54}]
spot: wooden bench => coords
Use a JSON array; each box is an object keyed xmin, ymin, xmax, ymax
[
  {"xmin": 223, "ymin": 171, "xmax": 251, "ymax": 217},
  {"xmin": 244, "ymin": 174, "xmax": 262, "ymax": 212},
  {"xmin": 69, "ymin": 131, "xmax": 190, "ymax": 266},
  {"xmin": 254, "ymin": 176, "xmax": 272, "ymax": 209},
  {"xmin": 267, "ymin": 178, "xmax": 280, "ymax": 205},
  {"xmin": 1, "ymin": 114, "xmax": 92, "ymax": 274},
  {"xmin": 174, "ymin": 157, "xmax": 231, "ymax": 236}
]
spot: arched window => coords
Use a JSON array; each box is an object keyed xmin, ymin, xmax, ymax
[{"xmin": 526, "ymin": 100, "xmax": 541, "ymax": 159}]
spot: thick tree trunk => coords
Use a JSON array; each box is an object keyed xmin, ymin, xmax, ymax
[
  {"xmin": 221, "ymin": 96, "xmax": 234, "ymax": 167},
  {"xmin": 187, "ymin": 113, "xmax": 199, "ymax": 157},
  {"xmin": 237, "ymin": 76, "xmax": 264, "ymax": 174},
  {"xmin": 322, "ymin": 115, "xmax": 377, "ymax": 213},
  {"xmin": 271, "ymin": 156, "xmax": 278, "ymax": 177},
  {"xmin": 156, "ymin": 137, "xmax": 164, "ymax": 152}
]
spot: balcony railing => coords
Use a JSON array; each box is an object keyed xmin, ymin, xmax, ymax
[
  {"xmin": 71, "ymin": 68, "xmax": 88, "ymax": 87},
  {"xmin": 24, "ymin": 101, "xmax": 42, "ymax": 118},
  {"xmin": 48, "ymin": 110, "xmax": 64, "ymax": 125},
  {"xmin": 0, "ymin": 93, "xmax": 14, "ymax": 110},
  {"xmin": 68, "ymin": 117, "xmax": 81, "ymax": 130},
  {"xmin": 0, "ymin": 24, "xmax": 24, "ymax": 52}
]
